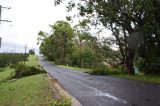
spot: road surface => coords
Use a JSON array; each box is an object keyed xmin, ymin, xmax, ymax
[{"xmin": 39, "ymin": 57, "xmax": 160, "ymax": 106}]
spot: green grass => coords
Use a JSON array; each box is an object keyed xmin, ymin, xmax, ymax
[
  {"xmin": 0, "ymin": 55, "xmax": 54, "ymax": 106},
  {"xmin": 58, "ymin": 65, "xmax": 92, "ymax": 73},
  {"xmin": 0, "ymin": 74, "xmax": 53, "ymax": 106},
  {"xmin": 0, "ymin": 68, "xmax": 14, "ymax": 82},
  {"xmin": 47, "ymin": 60, "xmax": 86, "ymax": 72},
  {"xmin": 58, "ymin": 65, "xmax": 160, "ymax": 84},
  {"xmin": 26, "ymin": 55, "xmax": 39, "ymax": 66},
  {"xmin": 113, "ymin": 74, "xmax": 160, "ymax": 84}
]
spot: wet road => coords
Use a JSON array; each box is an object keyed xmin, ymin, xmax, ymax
[{"xmin": 39, "ymin": 57, "xmax": 160, "ymax": 106}]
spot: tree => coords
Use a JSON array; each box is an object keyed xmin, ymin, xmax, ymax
[
  {"xmin": 38, "ymin": 21, "xmax": 74, "ymax": 65},
  {"xmin": 29, "ymin": 49, "xmax": 35, "ymax": 55},
  {"xmin": 73, "ymin": 21, "xmax": 104, "ymax": 68},
  {"xmin": 56, "ymin": 0, "xmax": 160, "ymax": 75},
  {"xmin": 50, "ymin": 21, "xmax": 74, "ymax": 64},
  {"xmin": 38, "ymin": 20, "xmax": 111, "ymax": 70}
]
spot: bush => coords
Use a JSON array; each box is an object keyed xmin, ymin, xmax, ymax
[
  {"xmin": 137, "ymin": 56, "xmax": 160, "ymax": 75},
  {"xmin": 0, "ymin": 53, "xmax": 29, "ymax": 68},
  {"xmin": 108, "ymin": 69, "xmax": 120, "ymax": 75},
  {"xmin": 50, "ymin": 97, "xmax": 71, "ymax": 106},
  {"xmin": 90, "ymin": 63, "xmax": 109, "ymax": 75},
  {"xmin": 0, "ymin": 68, "xmax": 4, "ymax": 72},
  {"xmin": 109, "ymin": 65, "xmax": 124, "ymax": 75},
  {"xmin": 89, "ymin": 63, "xmax": 122, "ymax": 75},
  {"xmin": 12, "ymin": 64, "xmax": 46, "ymax": 78},
  {"xmin": 29, "ymin": 49, "xmax": 35, "ymax": 55}
]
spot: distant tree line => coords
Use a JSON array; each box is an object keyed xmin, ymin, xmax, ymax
[
  {"xmin": 0, "ymin": 53, "xmax": 29, "ymax": 68},
  {"xmin": 38, "ymin": 21, "xmax": 119, "ymax": 70}
]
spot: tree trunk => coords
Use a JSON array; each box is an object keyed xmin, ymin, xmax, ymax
[
  {"xmin": 125, "ymin": 50, "xmax": 135, "ymax": 75},
  {"xmin": 80, "ymin": 40, "xmax": 82, "ymax": 68},
  {"xmin": 110, "ymin": 23, "xmax": 135, "ymax": 75},
  {"xmin": 124, "ymin": 60, "xmax": 134, "ymax": 75}
]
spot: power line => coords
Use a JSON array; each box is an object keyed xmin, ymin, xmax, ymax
[{"xmin": 0, "ymin": 5, "xmax": 12, "ymax": 23}]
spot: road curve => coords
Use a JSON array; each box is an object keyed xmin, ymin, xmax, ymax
[{"xmin": 39, "ymin": 57, "xmax": 160, "ymax": 106}]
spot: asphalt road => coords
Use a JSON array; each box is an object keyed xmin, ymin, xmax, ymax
[{"xmin": 39, "ymin": 57, "xmax": 160, "ymax": 106}]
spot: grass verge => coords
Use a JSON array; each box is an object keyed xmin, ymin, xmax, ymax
[
  {"xmin": 0, "ymin": 55, "xmax": 53, "ymax": 106},
  {"xmin": 113, "ymin": 74, "xmax": 160, "ymax": 84},
  {"xmin": 0, "ymin": 73, "xmax": 53, "ymax": 106},
  {"xmin": 58, "ymin": 65, "xmax": 92, "ymax": 73},
  {"xmin": 26, "ymin": 55, "xmax": 39, "ymax": 66},
  {"xmin": 58, "ymin": 65, "xmax": 160, "ymax": 84},
  {"xmin": 0, "ymin": 67, "xmax": 14, "ymax": 82}
]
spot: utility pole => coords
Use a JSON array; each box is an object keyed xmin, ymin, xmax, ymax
[
  {"xmin": 0, "ymin": 5, "xmax": 11, "ymax": 23},
  {"xmin": 0, "ymin": 37, "xmax": 2, "ymax": 48},
  {"xmin": 24, "ymin": 44, "xmax": 27, "ymax": 54},
  {"xmin": 0, "ymin": 5, "xmax": 11, "ymax": 50},
  {"xmin": 23, "ymin": 44, "xmax": 27, "ymax": 65}
]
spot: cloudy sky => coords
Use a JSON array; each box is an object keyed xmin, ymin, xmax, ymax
[
  {"xmin": 0, "ymin": 0, "xmax": 68, "ymax": 53},
  {"xmin": 0, "ymin": 0, "xmax": 112, "ymax": 53}
]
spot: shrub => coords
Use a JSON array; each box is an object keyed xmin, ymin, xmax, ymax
[
  {"xmin": 90, "ymin": 63, "xmax": 109, "ymax": 75},
  {"xmin": 137, "ymin": 56, "xmax": 160, "ymax": 75},
  {"xmin": 109, "ymin": 65, "xmax": 124, "ymax": 75},
  {"xmin": 0, "ymin": 53, "xmax": 29, "ymax": 68},
  {"xmin": 108, "ymin": 70, "xmax": 120, "ymax": 75},
  {"xmin": 12, "ymin": 64, "xmax": 46, "ymax": 78},
  {"xmin": 89, "ymin": 63, "xmax": 122, "ymax": 75},
  {"xmin": 50, "ymin": 97, "xmax": 71, "ymax": 106},
  {"xmin": 0, "ymin": 68, "xmax": 4, "ymax": 72},
  {"xmin": 29, "ymin": 49, "xmax": 35, "ymax": 55}
]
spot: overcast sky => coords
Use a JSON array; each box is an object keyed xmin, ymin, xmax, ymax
[
  {"xmin": 0, "ymin": 0, "xmax": 68, "ymax": 53},
  {"xmin": 0, "ymin": 0, "xmax": 112, "ymax": 53}
]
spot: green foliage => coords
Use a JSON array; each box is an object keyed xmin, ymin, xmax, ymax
[
  {"xmin": 90, "ymin": 63, "xmax": 109, "ymax": 75},
  {"xmin": 90, "ymin": 63, "xmax": 122, "ymax": 75},
  {"xmin": 0, "ymin": 53, "xmax": 29, "ymax": 68},
  {"xmin": 12, "ymin": 63, "xmax": 46, "ymax": 78},
  {"xmin": 81, "ymin": 48, "xmax": 97, "ymax": 68},
  {"xmin": 137, "ymin": 56, "xmax": 160, "ymax": 75},
  {"xmin": 0, "ymin": 68, "xmax": 4, "ymax": 72},
  {"xmin": 54, "ymin": 0, "xmax": 160, "ymax": 76},
  {"xmin": 29, "ymin": 49, "xmax": 35, "ymax": 55},
  {"xmin": 0, "ymin": 73, "xmax": 53, "ymax": 106},
  {"xmin": 38, "ymin": 20, "xmax": 104, "ymax": 69},
  {"xmin": 39, "ymin": 21, "xmax": 74, "ymax": 65},
  {"xmin": 114, "ymin": 74, "xmax": 160, "ymax": 84},
  {"xmin": 0, "ymin": 55, "xmax": 54, "ymax": 106},
  {"xmin": 0, "ymin": 68, "xmax": 14, "ymax": 82},
  {"xmin": 50, "ymin": 98, "xmax": 71, "ymax": 106},
  {"xmin": 63, "ymin": 0, "xmax": 160, "ymax": 75},
  {"xmin": 26, "ymin": 55, "xmax": 39, "ymax": 66},
  {"xmin": 109, "ymin": 66, "xmax": 123, "ymax": 75}
]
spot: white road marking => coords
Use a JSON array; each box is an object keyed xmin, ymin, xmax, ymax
[{"xmin": 89, "ymin": 86, "xmax": 127, "ymax": 104}]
